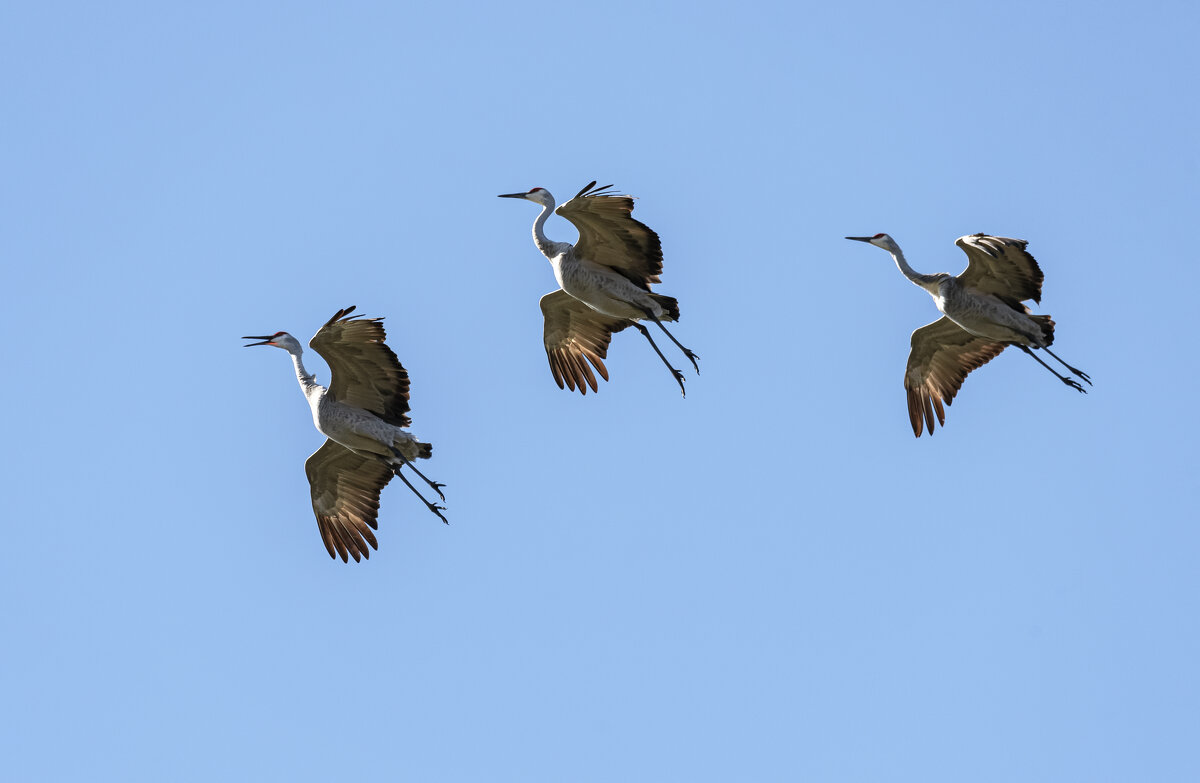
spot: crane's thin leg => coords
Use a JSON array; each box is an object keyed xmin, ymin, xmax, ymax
[
  {"xmin": 633, "ymin": 322, "xmax": 687, "ymax": 397},
  {"xmin": 1041, "ymin": 348, "xmax": 1092, "ymax": 386},
  {"xmin": 389, "ymin": 465, "xmax": 449, "ymax": 524},
  {"xmin": 1017, "ymin": 345, "xmax": 1086, "ymax": 393},
  {"xmin": 638, "ymin": 307, "xmax": 700, "ymax": 373},
  {"xmin": 388, "ymin": 447, "xmax": 446, "ymax": 501}
]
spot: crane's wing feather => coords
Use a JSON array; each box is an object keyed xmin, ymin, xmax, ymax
[
  {"xmin": 305, "ymin": 439, "xmax": 394, "ymax": 563},
  {"xmin": 955, "ymin": 234, "xmax": 1045, "ymax": 304},
  {"xmin": 555, "ymin": 181, "xmax": 663, "ymax": 290},
  {"xmin": 905, "ymin": 317, "xmax": 1007, "ymax": 437},
  {"xmin": 540, "ymin": 290, "xmax": 630, "ymax": 394},
  {"xmin": 310, "ymin": 306, "xmax": 413, "ymax": 427}
]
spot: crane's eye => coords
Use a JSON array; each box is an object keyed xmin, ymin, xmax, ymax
[
  {"xmin": 529, "ymin": 187, "xmax": 544, "ymax": 194},
  {"xmin": 872, "ymin": 233, "xmax": 885, "ymax": 239}
]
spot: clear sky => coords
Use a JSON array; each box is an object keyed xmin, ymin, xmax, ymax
[{"xmin": 2, "ymin": 1, "xmax": 1197, "ymax": 780}]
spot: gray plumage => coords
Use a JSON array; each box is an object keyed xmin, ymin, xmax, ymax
[{"xmin": 847, "ymin": 233, "xmax": 1090, "ymax": 437}]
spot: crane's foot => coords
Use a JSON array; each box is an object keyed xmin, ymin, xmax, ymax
[
  {"xmin": 682, "ymin": 348, "xmax": 700, "ymax": 374},
  {"xmin": 672, "ymin": 369, "xmax": 687, "ymax": 397},
  {"xmin": 1064, "ymin": 377, "xmax": 1087, "ymax": 393},
  {"xmin": 416, "ymin": 475, "xmax": 446, "ymax": 501},
  {"xmin": 1041, "ymin": 348, "xmax": 1092, "ymax": 387},
  {"xmin": 394, "ymin": 468, "xmax": 447, "ymax": 501},
  {"xmin": 425, "ymin": 502, "xmax": 449, "ymax": 525}
]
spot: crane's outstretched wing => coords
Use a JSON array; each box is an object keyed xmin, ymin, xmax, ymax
[
  {"xmin": 955, "ymin": 234, "xmax": 1045, "ymax": 304},
  {"xmin": 555, "ymin": 181, "xmax": 664, "ymax": 290},
  {"xmin": 905, "ymin": 317, "xmax": 1007, "ymax": 437},
  {"xmin": 305, "ymin": 439, "xmax": 394, "ymax": 563},
  {"xmin": 540, "ymin": 290, "xmax": 630, "ymax": 394},
  {"xmin": 310, "ymin": 306, "xmax": 413, "ymax": 427}
]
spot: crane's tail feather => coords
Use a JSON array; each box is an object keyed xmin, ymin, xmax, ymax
[
  {"xmin": 651, "ymin": 294, "xmax": 680, "ymax": 321},
  {"xmin": 393, "ymin": 441, "xmax": 433, "ymax": 460},
  {"xmin": 1029, "ymin": 314, "xmax": 1055, "ymax": 346}
]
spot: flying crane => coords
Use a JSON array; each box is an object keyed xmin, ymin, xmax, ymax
[
  {"xmin": 846, "ymin": 233, "xmax": 1091, "ymax": 437},
  {"xmin": 243, "ymin": 306, "xmax": 446, "ymax": 562},
  {"xmin": 499, "ymin": 181, "xmax": 699, "ymax": 396}
]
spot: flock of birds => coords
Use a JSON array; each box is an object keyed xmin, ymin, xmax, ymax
[{"xmin": 244, "ymin": 181, "xmax": 1091, "ymax": 562}]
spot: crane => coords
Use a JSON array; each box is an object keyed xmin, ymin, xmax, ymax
[
  {"xmin": 845, "ymin": 233, "xmax": 1091, "ymax": 437},
  {"xmin": 243, "ymin": 306, "xmax": 446, "ymax": 562},
  {"xmin": 498, "ymin": 181, "xmax": 699, "ymax": 396}
]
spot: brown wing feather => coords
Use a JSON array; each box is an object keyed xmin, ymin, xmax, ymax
[
  {"xmin": 539, "ymin": 290, "xmax": 630, "ymax": 394},
  {"xmin": 954, "ymin": 234, "xmax": 1045, "ymax": 304},
  {"xmin": 555, "ymin": 182, "xmax": 663, "ymax": 290},
  {"xmin": 309, "ymin": 306, "xmax": 413, "ymax": 427},
  {"xmin": 304, "ymin": 440, "xmax": 393, "ymax": 563},
  {"xmin": 904, "ymin": 317, "xmax": 1007, "ymax": 437}
]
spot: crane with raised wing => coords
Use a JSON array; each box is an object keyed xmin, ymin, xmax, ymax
[
  {"xmin": 499, "ymin": 181, "xmax": 699, "ymax": 396},
  {"xmin": 846, "ymin": 233, "xmax": 1090, "ymax": 437},
  {"xmin": 243, "ymin": 306, "xmax": 446, "ymax": 562}
]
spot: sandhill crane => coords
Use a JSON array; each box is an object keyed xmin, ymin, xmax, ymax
[
  {"xmin": 243, "ymin": 306, "xmax": 446, "ymax": 562},
  {"xmin": 498, "ymin": 181, "xmax": 699, "ymax": 396},
  {"xmin": 846, "ymin": 233, "xmax": 1091, "ymax": 437}
]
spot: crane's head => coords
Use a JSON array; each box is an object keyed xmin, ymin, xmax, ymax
[
  {"xmin": 846, "ymin": 233, "xmax": 898, "ymax": 251},
  {"xmin": 497, "ymin": 186, "xmax": 554, "ymax": 207},
  {"xmin": 242, "ymin": 331, "xmax": 303, "ymax": 353}
]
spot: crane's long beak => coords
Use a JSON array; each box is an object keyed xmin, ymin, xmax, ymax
[
  {"xmin": 242, "ymin": 335, "xmax": 276, "ymax": 346},
  {"xmin": 497, "ymin": 192, "xmax": 527, "ymax": 199},
  {"xmin": 845, "ymin": 236, "xmax": 874, "ymax": 243}
]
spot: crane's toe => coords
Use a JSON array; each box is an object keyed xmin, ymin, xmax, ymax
[
  {"xmin": 427, "ymin": 503, "xmax": 449, "ymax": 524},
  {"xmin": 670, "ymin": 369, "xmax": 687, "ymax": 397}
]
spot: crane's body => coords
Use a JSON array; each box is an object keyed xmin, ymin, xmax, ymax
[
  {"xmin": 500, "ymin": 181, "xmax": 696, "ymax": 395},
  {"xmin": 847, "ymin": 233, "xmax": 1090, "ymax": 437},
  {"xmin": 919, "ymin": 274, "xmax": 1053, "ymax": 347},
  {"xmin": 244, "ymin": 306, "xmax": 445, "ymax": 562},
  {"xmin": 536, "ymin": 228, "xmax": 675, "ymax": 323},
  {"xmin": 556, "ymin": 248, "xmax": 670, "ymax": 321},
  {"xmin": 285, "ymin": 346, "xmax": 431, "ymax": 462}
]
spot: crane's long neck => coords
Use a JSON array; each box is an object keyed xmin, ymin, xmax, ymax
[
  {"xmin": 531, "ymin": 200, "xmax": 557, "ymax": 259},
  {"xmin": 890, "ymin": 246, "xmax": 942, "ymax": 295},
  {"xmin": 287, "ymin": 347, "xmax": 323, "ymax": 401}
]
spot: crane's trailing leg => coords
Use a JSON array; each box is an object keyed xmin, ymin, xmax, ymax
[
  {"xmin": 388, "ymin": 463, "xmax": 449, "ymax": 524},
  {"xmin": 639, "ymin": 307, "xmax": 700, "ymax": 374},
  {"xmin": 632, "ymin": 322, "xmax": 687, "ymax": 396},
  {"xmin": 1017, "ymin": 345, "xmax": 1086, "ymax": 393},
  {"xmin": 388, "ymin": 446, "xmax": 446, "ymax": 501},
  {"xmin": 1041, "ymin": 348, "xmax": 1092, "ymax": 386}
]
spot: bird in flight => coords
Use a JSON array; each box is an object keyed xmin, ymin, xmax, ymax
[
  {"xmin": 499, "ymin": 181, "xmax": 699, "ymax": 396},
  {"xmin": 846, "ymin": 233, "xmax": 1091, "ymax": 437},
  {"xmin": 243, "ymin": 306, "xmax": 445, "ymax": 562}
]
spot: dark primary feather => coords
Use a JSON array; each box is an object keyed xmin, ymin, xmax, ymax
[
  {"xmin": 556, "ymin": 182, "xmax": 664, "ymax": 291},
  {"xmin": 309, "ymin": 306, "xmax": 413, "ymax": 427},
  {"xmin": 904, "ymin": 317, "xmax": 1007, "ymax": 437},
  {"xmin": 571, "ymin": 180, "xmax": 617, "ymax": 199},
  {"xmin": 305, "ymin": 440, "xmax": 394, "ymax": 563},
  {"xmin": 539, "ymin": 290, "xmax": 630, "ymax": 394},
  {"xmin": 955, "ymin": 234, "xmax": 1045, "ymax": 304}
]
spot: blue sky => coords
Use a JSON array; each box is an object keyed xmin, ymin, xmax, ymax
[{"xmin": 2, "ymin": 1, "xmax": 1197, "ymax": 780}]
